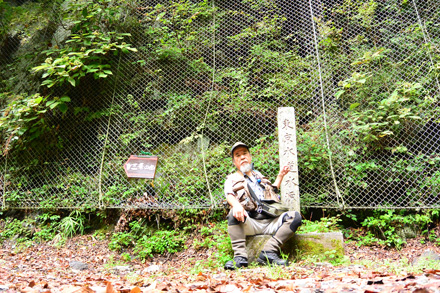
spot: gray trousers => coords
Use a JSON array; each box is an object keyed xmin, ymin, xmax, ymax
[{"xmin": 228, "ymin": 210, "xmax": 302, "ymax": 258}]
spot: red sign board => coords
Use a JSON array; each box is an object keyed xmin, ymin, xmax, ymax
[{"xmin": 124, "ymin": 155, "xmax": 158, "ymax": 179}]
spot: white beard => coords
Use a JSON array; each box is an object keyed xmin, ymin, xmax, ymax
[{"xmin": 240, "ymin": 163, "xmax": 252, "ymax": 174}]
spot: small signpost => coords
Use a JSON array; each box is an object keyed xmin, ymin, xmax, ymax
[{"xmin": 123, "ymin": 155, "xmax": 158, "ymax": 179}]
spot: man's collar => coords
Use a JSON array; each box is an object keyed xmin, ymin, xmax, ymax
[{"xmin": 236, "ymin": 170, "xmax": 253, "ymax": 177}]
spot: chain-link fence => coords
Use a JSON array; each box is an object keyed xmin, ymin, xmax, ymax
[{"xmin": 0, "ymin": 0, "xmax": 439, "ymax": 210}]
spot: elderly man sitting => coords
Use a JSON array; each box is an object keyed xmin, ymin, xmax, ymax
[{"xmin": 223, "ymin": 142, "xmax": 302, "ymax": 270}]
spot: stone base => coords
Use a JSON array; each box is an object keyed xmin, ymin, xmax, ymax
[{"xmin": 245, "ymin": 232, "xmax": 344, "ymax": 263}]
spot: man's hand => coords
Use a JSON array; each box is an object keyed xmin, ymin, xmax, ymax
[
  {"xmin": 227, "ymin": 194, "xmax": 248, "ymax": 222},
  {"xmin": 274, "ymin": 165, "xmax": 290, "ymax": 189},
  {"xmin": 279, "ymin": 165, "xmax": 290, "ymax": 177},
  {"xmin": 232, "ymin": 204, "xmax": 248, "ymax": 222}
]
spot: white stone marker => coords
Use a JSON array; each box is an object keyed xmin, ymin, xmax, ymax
[{"xmin": 278, "ymin": 107, "xmax": 300, "ymax": 212}]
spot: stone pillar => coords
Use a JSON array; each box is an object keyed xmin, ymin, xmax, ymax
[{"xmin": 278, "ymin": 107, "xmax": 300, "ymax": 212}]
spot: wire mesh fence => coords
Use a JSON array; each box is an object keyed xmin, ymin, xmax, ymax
[{"xmin": 0, "ymin": 0, "xmax": 439, "ymax": 210}]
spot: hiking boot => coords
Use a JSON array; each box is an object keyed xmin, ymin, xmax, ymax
[
  {"xmin": 224, "ymin": 256, "xmax": 248, "ymax": 270},
  {"xmin": 257, "ymin": 251, "xmax": 288, "ymax": 266}
]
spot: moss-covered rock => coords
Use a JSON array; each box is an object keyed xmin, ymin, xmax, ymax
[{"xmin": 246, "ymin": 232, "xmax": 344, "ymax": 263}]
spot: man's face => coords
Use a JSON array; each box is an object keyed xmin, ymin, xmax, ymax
[{"xmin": 232, "ymin": 146, "xmax": 252, "ymax": 171}]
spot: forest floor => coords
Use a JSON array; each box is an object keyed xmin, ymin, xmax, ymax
[
  {"xmin": 1, "ymin": 231, "xmax": 440, "ymax": 293},
  {"xmin": 0, "ymin": 230, "xmax": 440, "ymax": 293}
]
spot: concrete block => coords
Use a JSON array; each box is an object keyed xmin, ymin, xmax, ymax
[{"xmin": 245, "ymin": 232, "xmax": 344, "ymax": 263}]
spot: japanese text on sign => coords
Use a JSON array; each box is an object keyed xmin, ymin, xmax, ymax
[
  {"xmin": 278, "ymin": 107, "xmax": 300, "ymax": 211},
  {"xmin": 124, "ymin": 155, "xmax": 158, "ymax": 179}
]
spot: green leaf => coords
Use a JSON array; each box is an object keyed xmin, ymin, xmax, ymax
[
  {"xmin": 58, "ymin": 103, "xmax": 68, "ymax": 113},
  {"xmin": 74, "ymin": 107, "xmax": 90, "ymax": 115},
  {"xmin": 34, "ymin": 96, "xmax": 43, "ymax": 104},
  {"xmin": 334, "ymin": 90, "xmax": 345, "ymax": 99},
  {"xmin": 32, "ymin": 65, "xmax": 47, "ymax": 72},
  {"xmin": 41, "ymin": 79, "xmax": 55, "ymax": 87},
  {"xmin": 49, "ymin": 102, "xmax": 59, "ymax": 109},
  {"xmin": 349, "ymin": 103, "xmax": 360, "ymax": 110},
  {"xmin": 68, "ymin": 77, "xmax": 76, "ymax": 87},
  {"xmin": 156, "ymin": 12, "xmax": 166, "ymax": 21},
  {"xmin": 60, "ymin": 96, "xmax": 71, "ymax": 102}
]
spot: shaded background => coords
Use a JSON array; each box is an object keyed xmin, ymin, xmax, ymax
[{"xmin": 0, "ymin": 0, "xmax": 439, "ymax": 210}]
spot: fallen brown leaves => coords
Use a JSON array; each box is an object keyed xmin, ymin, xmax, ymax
[{"xmin": 1, "ymin": 235, "xmax": 440, "ymax": 292}]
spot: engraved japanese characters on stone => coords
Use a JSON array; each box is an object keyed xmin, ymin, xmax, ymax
[{"xmin": 278, "ymin": 107, "xmax": 300, "ymax": 212}]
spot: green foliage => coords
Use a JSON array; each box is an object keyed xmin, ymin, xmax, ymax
[
  {"xmin": 299, "ymin": 247, "xmax": 349, "ymax": 266},
  {"xmin": 107, "ymin": 216, "xmax": 231, "ymax": 267},
  {"xmin": 33, "ymin": 32, "xmax": 136, "ymax": 88},
  {"xmin": 0, "ymin": 1, "xmax": 51, "ymax": 40},
  {"xmin": 301, "ymin": 249, "xmax": 349, "ymax": 266},
  {"xmin": 0, "ymin": 1, "xmax": 12, "ymax": 39},
  {"xmin": 134, "ymin": 230, "xmax": 186, "ymax": 260},
  {"xmin": 0, "ymin": 218, "xmax": 34, "ymax": 243},
  {"xmin": 334, "ymin": 46, "xmax": 437, "ymax": 148},
  {"xmin": 317, "ymin": 19, "xmax": 344, "ymax": 53},
  {"xmin": 108, "ymin": 218, "xmax": 187, "ymax": 260},
  {"xmin": 33, "ymin": 0, "xmax": 137, "ymax": 87},
  {"xmin": 2, "ymin": 0, "xmax": 440, "ymax": 211},
  {"xmin": 0, "ymin": 1, "xmax": 53, "ymax": 95},
  {"xmin": 120, "ymin": 252, "xmax": 132, "ymax": 262},
  {"xmin": 0, "ymin": 210, "xmax": 88, "ymax": 245},
  {"xmin": 0, "ymin": 0, "xmax": 136, "ymax": 155},
  {"xmin": 345, "ymin": 82, "xmax": 434, "ymax": 146},
  {"xmin": 33, "ymin": 213, "xmax": 61, "ymax": 242},
  {"xmin": 190, "ymin": 221, "xmax": 233, "ymax": 273},
  {"xmin": 296, "ymin": 116, "xmax": 350, "ymax": 206},
  {"xmin": 152, "ymin": 142, "xmax": 232, "ymax": 206},
  {"xmin": 141, "ymin": 0, "xmax": 214, "ymax": 62},
  {"xmin": 4, "ymin": 171, "xmax": 100, "ymax": 210},
  {"xmin": 108, "ymin": 219, "xmax": 153, "ymax": 251},
  {"xmin": 198, "ymin": 221, "xmax": 232, "ymax": 261},
  {"xmin": 297, "ymin": 127, "xmax": 329, "ymax": 173},
  {"xmin": 354, "ymin": 209, "xmax": 435, "ymax": 249},
  {"xmin": 419, "ymin": 171, "xmax": 440, "ymax": 199},
  {"xmin": 108, "ymin": 232, "xmax": 135, "ymax": 251},
  {"xmin": 0, "ymin": 93, "xmax": 70, "ymax": 152},
  {"xmin": 145, "ymin": 134, "xmax": 285, "ymax": 207},
  {"xmin": 422, "ymin": 228, "xmax": 440, "ymax": 246},
  {"xmin": 58, "ymin": 210, "xmax": 86, "ymax": 238},
  {"xmin": 250, "ymin": 134, "xmax": 280, "ymax": 179},
  {"xmin": 298, "ymin": 216, "xmax": 341, "ymax": 234}
]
